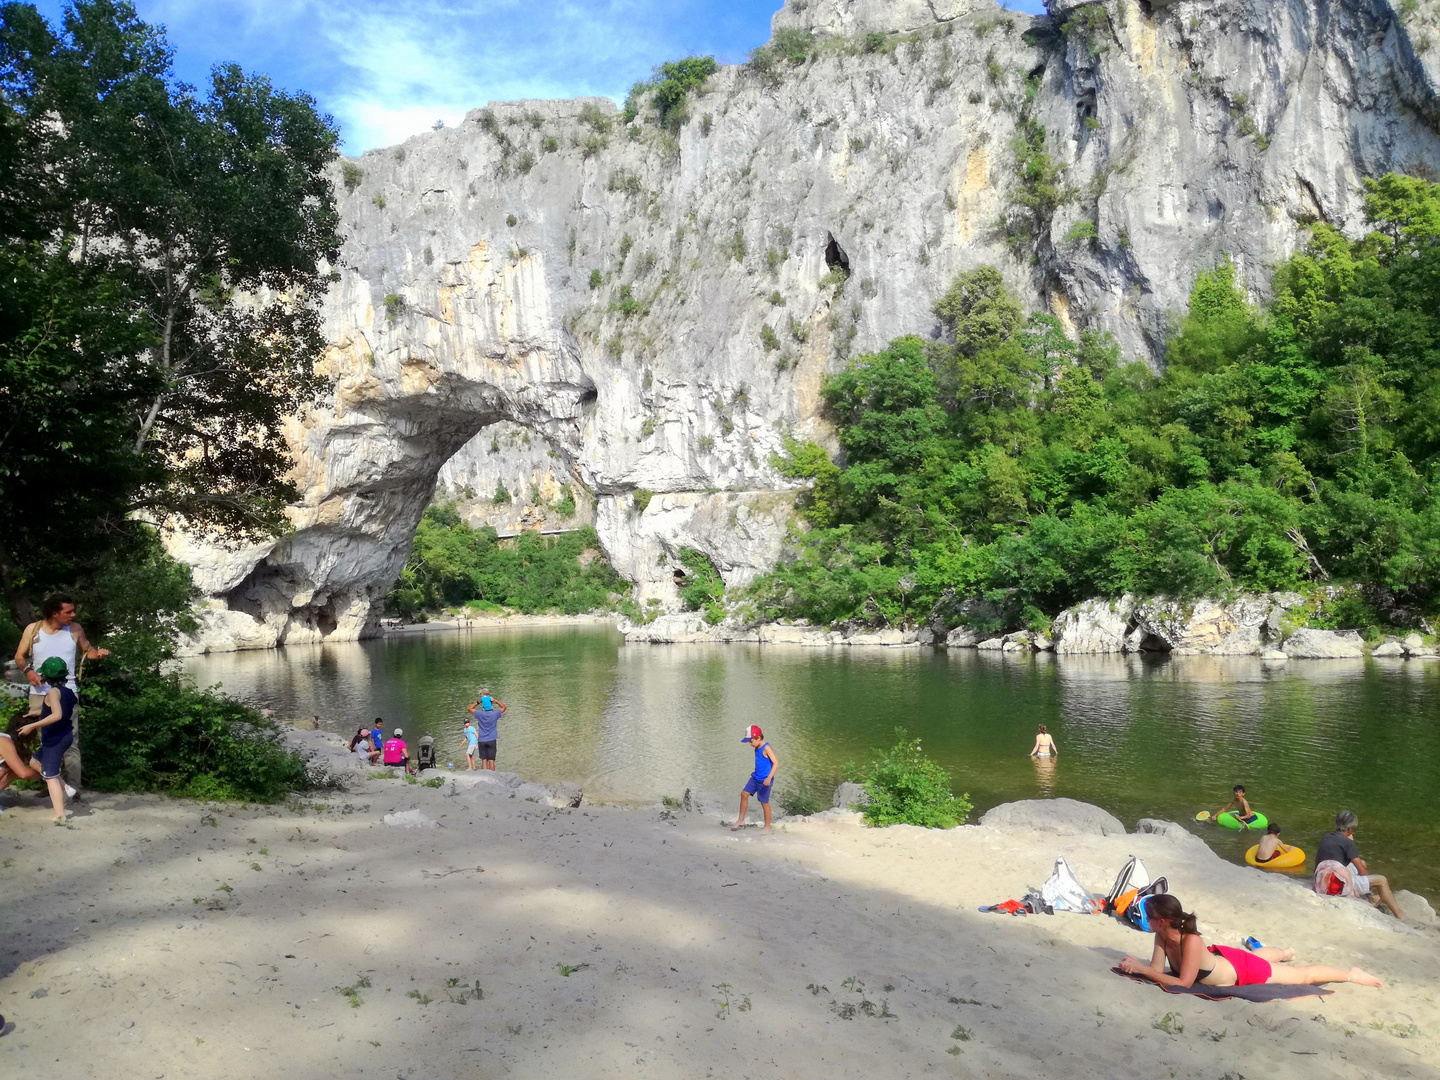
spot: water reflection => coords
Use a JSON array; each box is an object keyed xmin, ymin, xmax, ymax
[
  {"xmin": 185, "ymin": 627, "xmax": 1440, "ymax": 901},
  {"xmin": 1032, "ymin": 755, "xmax": 1056, "ymax": 797}
]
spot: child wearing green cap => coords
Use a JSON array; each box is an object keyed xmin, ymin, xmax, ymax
[{"xmin": 19, "ymin": 656, "xmax": 77, "ymax": 822}]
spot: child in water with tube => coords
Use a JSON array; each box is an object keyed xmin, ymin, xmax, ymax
[{"xmin": 732, "ymin": 725, "xmax": 778, "ymax": 833}]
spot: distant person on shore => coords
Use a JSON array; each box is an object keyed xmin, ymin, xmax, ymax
[
  {"xmin": 382, "ymin": 728, "xmax": 410, "ymax": 772},
  {"xmin": 17, "ymin": 657, "xmax": 78, "ymax": 822},
  {"xmin": 371, "ymin": 721, "xmax": 385, "ymax": 752},
  {"xmin": 1215, "ymin": 784, "xmax": 1258, "ymax": 826},
  {"xmin": 732, "ymin": 725, "xmax": 778, "ymax": 833},
  {"xmin": 1118, "ymin": 893, "xmax": 1382, "ymax": 989},
  {"xmin": 1029, "ymin": 725, "xmax": 1057, "ymax": 758},
  {"xmin": 0, "ymin": 709, "xmax": 42, "ymax": 808},
  {"xmin": 1254, "ymin": 823, "xmax": 1294, "ymax": 864},
  {"xmin": 467, "ymin": 690, "xmax": 506, "ymax": 770},
  {"xmin": 1314, "ymin": 810, "xmax": 1405, "ymax": 920},
  {"xmin": 463, "ymin": 717, "xmax": 479, "ymax": 770},
  {"xmin": 349, "ymin": 728, "xmax": 380, "ymax": 765}
]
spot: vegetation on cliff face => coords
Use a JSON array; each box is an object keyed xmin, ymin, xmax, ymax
[
  {"xmin": 385, "ymin": 505, "xmax": 627, "ymax": 618},
  {"xmin": 752, "ymin": 174, "xmax": 1440, "ymax": 632}
]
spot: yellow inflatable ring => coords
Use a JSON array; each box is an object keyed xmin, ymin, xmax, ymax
[{"xmin": 1245, "ymin": 844, "xmax": 1306, "ymax": 871}]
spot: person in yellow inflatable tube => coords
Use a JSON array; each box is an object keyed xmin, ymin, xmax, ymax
[{"xmin": 1254, "ymin": 822, "xmax": 1293, "ymax": 863}]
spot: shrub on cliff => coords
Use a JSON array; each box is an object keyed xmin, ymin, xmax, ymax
[{"xmin": 859, "ymin": 731, "xmax": 972, "ymax": 830}]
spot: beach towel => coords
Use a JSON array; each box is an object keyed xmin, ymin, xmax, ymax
[
  {"xmin": 1112, "ymin": 968, "xmax": 1334, "ymax": 1001},
  {"xmin": 1314, "ymin": 859, "xmax": 1363, "ymax": 898}
]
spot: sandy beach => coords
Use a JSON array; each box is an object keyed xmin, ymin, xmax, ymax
[{"xmin": 2, "ymin": 731, "xmax": 1437, "ymax": 1080}]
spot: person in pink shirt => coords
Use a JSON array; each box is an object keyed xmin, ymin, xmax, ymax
[{"xmin": 382, "ymin": 728, "xmax": 411, "ymax": 772}]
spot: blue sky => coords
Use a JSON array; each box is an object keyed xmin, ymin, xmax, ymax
[{"xmin": 30, "ymin": 0, "xmax": 1048, "ymax": 153}]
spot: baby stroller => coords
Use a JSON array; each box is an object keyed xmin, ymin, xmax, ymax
[{"xmin": 417, "ymin": 735, "xmax": 437, "ymax": 772}]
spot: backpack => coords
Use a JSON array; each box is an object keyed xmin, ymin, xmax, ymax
[
  {"xmin": 1118, "ymin": 881, "xmax": 1170, "ymax": 932},
  {"xmin": 1105, "ymin": 855, "xmax": 1169, "ymax": 927}
]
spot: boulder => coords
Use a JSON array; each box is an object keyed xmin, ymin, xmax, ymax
[
  {"xmin": 945, "ymin": 626, "xmax": 980, "ymax": 648},
  {"xmin": 1402, "ymin": 633, "xmax": 1437, "ymax": 658},
  {"xmin": 833, "ymin": 781, "xmax": 870, "ymax": 809},
  {"xmin": 976, "ymin": 637, "xmax": 1005, "ymax": 651},
  {"xmin": 1132, "ymin": 597, "xmax": 1237, "ymax": 653},
  {"xmin": 383, "ymin": 809, "xmax": 437, "ymax": 829},
  {"xmin": 1210, "ymin": 625, "xmax": 1263, "ymax": 656},
  {"xmin": 1051, "ymin": 596, "xmax": 1136, "ymax": 655},
  {"xmin": 841, "ymin": 628, "xmax": 921, "ymax": 647},
  {"xmin": 513, "ymin": 781, "xmax": 552, "ymax": 803},
  {"xmin": 545, "ymin": 781, "xmax": 584, "ymax": 808},
  {"xmin": 758, "ymin": 623, "xmax": 835, "ymax": 647},
  {"xmin": 1135, "ymin": 818, "xmax": 1186, "ymax": 836},
  {"xmin": 1396, "ymin": 890, "xmax": 1437, "ymax": 928},
  {"xmin": 1260, "ymin": 649, "xmax": 1288, "ymax": 661},
  {"xmin": 1372, "ymin": 638, "xmax": 1406, "ymax": 658},
  {"xmin": 1032, "ymin": 634, "xmax": 1054, "ymax": 652},
  {"xmin": 1001, "ymin": 632, "xmax": 1033, "ymax": 652},
  {"xmin": 978, "ymin": 798, "xmax": 1127, "ymax": 837},
  {"xmin": 1283, "ymin": 628, "xmax": 1365, "ymax": 659}
]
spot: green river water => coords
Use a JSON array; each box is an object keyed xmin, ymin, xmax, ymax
[{"xmin": 184, "ymin": 623, "xmax": 1440, "ymax": 902}]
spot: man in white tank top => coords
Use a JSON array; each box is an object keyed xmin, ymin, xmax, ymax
[{"xmin": 13, "ymin": 594, "xmax": 109, "ymax": 790}]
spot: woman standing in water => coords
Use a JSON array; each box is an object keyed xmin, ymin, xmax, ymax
[{"xmin": 1028, "ymin": 725, "xmax": 1057, "ymax": 758}]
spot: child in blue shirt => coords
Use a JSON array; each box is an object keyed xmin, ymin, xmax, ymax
[{"xmin": 732, "ymin": 725, "xmax": 779, "ymax": 832}]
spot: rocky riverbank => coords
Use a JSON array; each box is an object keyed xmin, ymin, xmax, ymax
[
  {"xmin": 2, "ymin": 727, "xmax": 1437, "ymax": 1080},
  {"xmin": 622, "ymin": 591, "xmax": 1439, "ymax": 661}
]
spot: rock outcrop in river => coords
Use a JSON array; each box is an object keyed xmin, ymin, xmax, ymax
[{"xmin": 172, "ymin": 0, "xmax": 1440, "ymax": 651}]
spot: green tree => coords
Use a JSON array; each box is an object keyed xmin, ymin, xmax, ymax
[{"xmin": 0, "ymin": 0, "xmax": 340, "ymax": 620}]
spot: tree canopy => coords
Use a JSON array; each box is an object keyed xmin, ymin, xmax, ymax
[{"xmin": 0, "ymin": 0, "xmax": 339, "ymax": 623}]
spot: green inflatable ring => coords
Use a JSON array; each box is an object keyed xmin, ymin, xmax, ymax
[{"xmin": 1217, "ymin": 810, "xmax": 1268, "ymax": 831}]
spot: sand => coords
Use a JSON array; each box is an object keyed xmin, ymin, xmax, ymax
[{"xmin": 2, "ymin": 732, "xmax": 1438, "ymax": 1080}]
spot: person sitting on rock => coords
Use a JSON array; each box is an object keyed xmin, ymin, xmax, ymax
[
  {"xmin": 349, "ymin": 728, "xmax": 380, "ymax": 765},
  {"xmin": 1314, "ymin": 810, "xmax": 1405, "ymax": 920},
  {"xmin": 1118, "ymin": 894, "xmax": 1382, "ymax": 989},
  {"xmin": 1254, "ymin": 822, "xmax": 1293, "ymax": 863},
  {"xmin": 1215, "ymin": 784, "xmax": 1258, "ymax": 825},
  {"xmin": 382, "ymin": 728, "xmax": 411, "ymax": 772}
]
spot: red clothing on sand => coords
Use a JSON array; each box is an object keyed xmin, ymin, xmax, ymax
[{"xmin": 382, "ymin": 737, "xmax": 408, "ymax": 765}]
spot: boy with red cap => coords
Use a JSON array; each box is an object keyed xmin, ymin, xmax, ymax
[{"xmin": 732, "ymin": 725, "xmax": 779, "ymax": 832}]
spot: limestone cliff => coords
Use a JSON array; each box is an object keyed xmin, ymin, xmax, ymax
[{"xmin": 172, "ymin": 0, "xmax": 1440, "ymax": 652}]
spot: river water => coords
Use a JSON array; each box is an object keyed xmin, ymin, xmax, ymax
[{"xmin": 184, "ymin": 623, "xmax": 1440, "ymax": 902}]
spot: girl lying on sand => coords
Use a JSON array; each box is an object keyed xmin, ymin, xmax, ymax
[{"xmin": 1118, "ymin": 894, "xmax": 1383, "ymax": 988}]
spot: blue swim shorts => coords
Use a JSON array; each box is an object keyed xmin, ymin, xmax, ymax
[
  {"xmin": 39, "ymin": 730, "xmax": 73, "ymax": 781},
  {"xmin": 742, "ymin": 774, "xmax": 772, "ymax": 803}
]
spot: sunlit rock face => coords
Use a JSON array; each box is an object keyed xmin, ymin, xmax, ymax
[{"xmin": 172, "ymin": 0, "xmax": 1440, "ymax": 651}]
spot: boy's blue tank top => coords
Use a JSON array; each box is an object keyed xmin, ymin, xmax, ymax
[
  {"xmin": 43, "ymin": 685, "xmax": 76, "ymax": 743},
  {"xmin": 753, "ymin": 742, "xmax": 773, "ymax": 780}
]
